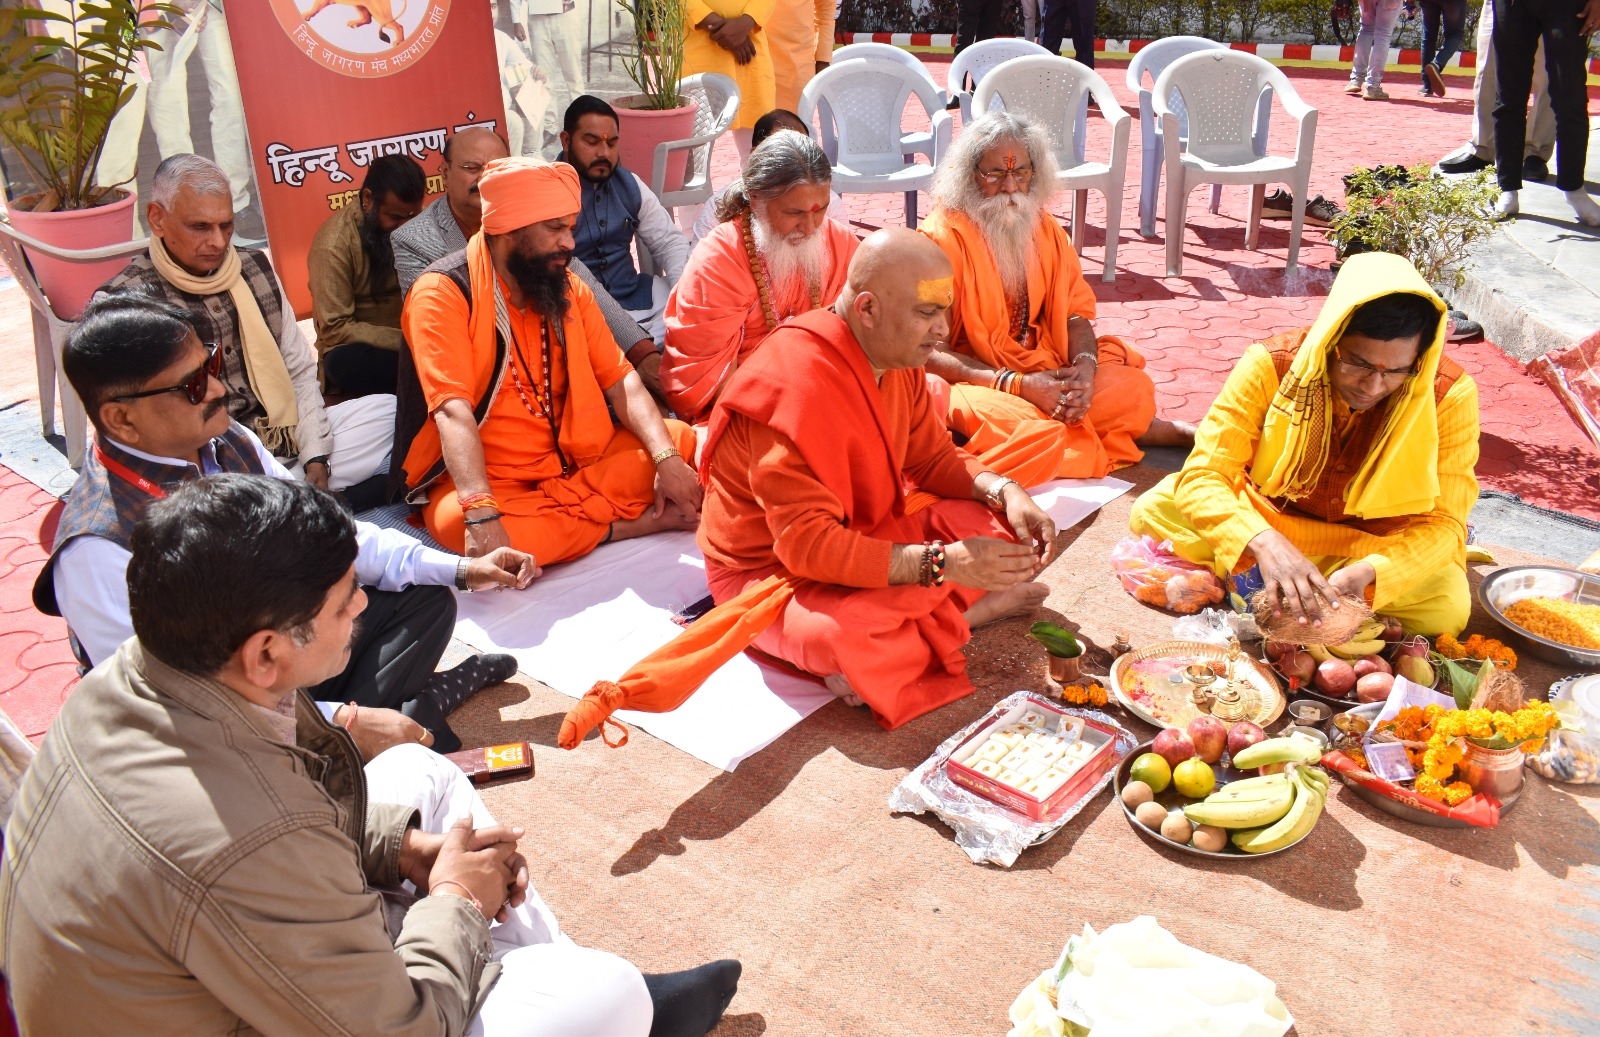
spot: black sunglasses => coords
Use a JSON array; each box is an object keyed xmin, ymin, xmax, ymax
[{"xmin": 113, "ymin": 344, "xmax": 223, "ymax": 405}]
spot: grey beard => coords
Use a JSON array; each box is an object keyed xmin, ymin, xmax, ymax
[{"xmin": 970, "ymin": 192, "xmax": 1040, "ymax": 299}]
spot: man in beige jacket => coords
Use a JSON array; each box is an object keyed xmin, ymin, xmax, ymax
[{"xmin": 0, "ymin": 476, "xmax": 740, "ymax": 1036}]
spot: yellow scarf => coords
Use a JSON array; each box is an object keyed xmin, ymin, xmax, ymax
[
  {"xmin": 149, "ymin": 235, "xmax": 299, "ymax": 455},
  {"xmin": 1250, "ymin": 252, "xmax": 1448, "ymax": 520}
]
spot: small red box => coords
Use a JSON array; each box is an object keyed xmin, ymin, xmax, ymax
[{"xmin": 945, "ymin": 699, "xmax": 1120, "ymax": 822}]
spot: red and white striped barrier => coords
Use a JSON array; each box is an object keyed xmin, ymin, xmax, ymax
[{"xmin": 832, "ymin": 32, "xmax": 1600, "ymax": 75}]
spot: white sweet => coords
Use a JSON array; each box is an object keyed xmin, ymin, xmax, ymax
[
  {"xmin": 976, "ymin": 741, "xmax": 1008, "ymax": 763},
  {"xmin": 972, "ymin": 759, "xmax": 1003, "ymax": 777}
]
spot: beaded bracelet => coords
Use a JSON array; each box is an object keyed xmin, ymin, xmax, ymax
[
  {"xmin": 918, "ymin": 540, "xmax": 948, "ymax": 587},
  {"xmin": 458, "ymin": 492, "xmax": 500, "ymax": 512},
  {"xmin": 929, "ymin": 540, "xmax": 947, "ymax": 586}
]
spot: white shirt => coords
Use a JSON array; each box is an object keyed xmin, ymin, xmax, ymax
[
  {"xmin": 54, "ymin": 428, "xmax": 460, "ymax": 679},
  {"xmin": 628, "ymin": 172, "xmax": 692, "ymax": 286},
  {"xmin": 689, "ymin": 185, "xmax": 851, "ymax": 249}
]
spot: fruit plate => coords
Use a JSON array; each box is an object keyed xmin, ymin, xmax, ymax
[
  {"xmin": 1110, "ymin": 640, "xmax": 1285, "ymax": 730},
  {"xmin": 1112, "ymin": 741, "xmax": 1314, "ymax": 859}
]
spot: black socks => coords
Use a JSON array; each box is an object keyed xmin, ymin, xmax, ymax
[
  {"xmin": 643, "ymin": 959, "xmax": 742, "ymax": 1037},
  {"xmin": 421, "ymin": 652, "xmax": 519, "ymax": 717}
]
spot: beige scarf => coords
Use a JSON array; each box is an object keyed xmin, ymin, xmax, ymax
[{"xmin": 149, "ymin": 235, "xmax": 299, "ymax": 455}]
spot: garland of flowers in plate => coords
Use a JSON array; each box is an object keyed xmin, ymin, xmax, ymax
[{"xmin": 742, "ymin": 210, "xmax": 822, "ymax": 330}]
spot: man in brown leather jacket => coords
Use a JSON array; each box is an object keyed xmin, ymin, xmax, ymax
[{"xmin": 0, "ymin": 476, "xmax": 739, "ymax": 1036}]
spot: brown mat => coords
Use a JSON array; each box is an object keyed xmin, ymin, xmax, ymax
[{"xmin": 450, "ymin": 464, "xmax": 1600, "ymax": 1037}]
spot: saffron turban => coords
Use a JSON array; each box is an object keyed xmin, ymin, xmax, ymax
[{"xmin": 478, "ymin": 158, "xmax": 582, "ymax": 234}]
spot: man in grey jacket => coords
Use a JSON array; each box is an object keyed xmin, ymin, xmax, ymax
[{"xmin": 0, "ymin": 476, "xmax": 740, "ymax": 1036}]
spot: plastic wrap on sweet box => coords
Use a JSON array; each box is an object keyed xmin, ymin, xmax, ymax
[{"xmin": 888, "ymin": 691, "xmax": 1137, "ymax": 867}]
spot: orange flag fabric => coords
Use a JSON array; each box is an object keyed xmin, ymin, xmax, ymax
[{"xmin": 558, "ymin": 573, "xmax": 802, "ymax": 750}]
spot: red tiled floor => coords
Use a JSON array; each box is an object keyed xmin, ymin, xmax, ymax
[{"xmin": 0, "ymin": 60, "xmax": 1595, "ymax": 741}]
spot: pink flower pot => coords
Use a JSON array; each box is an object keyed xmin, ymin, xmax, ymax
[
  {"xmin": 7, "ymin": 190, "xmax": 138, "ymax": 320},
  {"xmin": 612, "ymin": 97, "xmax": 699, "ymax": 196}
]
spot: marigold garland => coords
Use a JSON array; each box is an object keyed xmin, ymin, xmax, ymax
[
  {"xmin": 1434, "ymin": 633, "xmax": 1517, "ymax": 671},
  {"xmin": 1378, "ymin": 700, "xmax": 1561, "ymax": 804},
  {"xmin": 1060, "ymin": 684, "xmax": 1108, "ymax": 708}
]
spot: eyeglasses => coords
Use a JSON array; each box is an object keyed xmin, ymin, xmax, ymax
[
  {"xmin": 113, "ymin": 344, "xmax": 223, "ymax": 405},
  {"xmin": 976, "ymin": 165, "xmax": 1035, "ymax": 187},
  {"xmin": 1331, "ymin": 346, "xmax": 1420, "ymax": 382}
]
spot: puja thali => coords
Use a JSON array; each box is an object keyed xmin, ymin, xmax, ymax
[{"xmin": 1110, "ymin": 639, "xmax": 1285, "ymax": 730}]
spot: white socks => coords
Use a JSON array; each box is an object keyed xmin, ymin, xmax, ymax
[
  {"xmin": 1496, "ymin": 190, "xmax": 1519, "ymax": 219},
  {"xmin": 1567, "ymin": 189, "xmax": 1600, "ymax": 227}
]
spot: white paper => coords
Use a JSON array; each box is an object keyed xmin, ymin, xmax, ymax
[{"xmin": 449, "ymin": 479, "xmax": 1130, "ymax": 772}]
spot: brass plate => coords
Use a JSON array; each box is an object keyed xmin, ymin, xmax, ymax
[{"xmin": 1110, "ymin": 639, "xmax": 1286, "ymax": 729}]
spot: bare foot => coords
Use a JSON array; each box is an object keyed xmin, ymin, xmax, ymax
[
  {"xmin": 964, "ymin": 581, "xmax": 1049, "ymax": 628},
  {"xmin": 824, "ymin": 673, "xmax": 864, "ymax": 707},
  {"xmin": 1136, "ymin": 418, "xmax": 1197, "ymax": 448},
  {"xmin": 609, "ymin": 507, "xmax": 700, "ymax": 543}
]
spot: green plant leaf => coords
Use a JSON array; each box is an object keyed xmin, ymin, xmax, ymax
[{"xmin": 1029, "ymin": 622, "xmax": 1082, "ymax": 659}]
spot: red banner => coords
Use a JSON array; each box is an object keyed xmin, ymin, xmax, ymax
[{"xmin": 226, "ymin": 0, "xmax": 506, "ymax": 317}]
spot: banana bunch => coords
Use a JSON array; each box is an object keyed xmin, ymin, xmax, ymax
[
  {"xmin": 1181, "ymin": 771, "xmax": 1300, "ymax": 829},
  {"xmin": 1229, "ymin": 735, "xmax": 1325, "ymax": 771},
  {"xmin": 1304, "ymin": 619, "xmax": 1387, "ymax": 662},
  {"xmin": 1232, "ymin": 764, "xmax": 1328, "ymax": 854}
]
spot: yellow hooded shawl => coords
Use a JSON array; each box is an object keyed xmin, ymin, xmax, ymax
[{"xmin": 1249, "ymin": 253, "xmax": 1449, "ymax": 520}]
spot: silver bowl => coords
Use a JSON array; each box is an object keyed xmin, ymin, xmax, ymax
[{"xmin": 1478, "ymin": 566, "xmax": 1600, "ymax": 669}]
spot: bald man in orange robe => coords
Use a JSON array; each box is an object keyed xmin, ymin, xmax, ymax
[
  {"xmin": 699, "ymin": 228, "xmax": 1060, "ymax": 728},
  {"xmin": 401, "ymin": 158, "xmax": 701, "ymax": 565},
  {"xmin": 921, "ymin": 112, "xmax": 1192, "ymax": 485},
  {"xmin": 664, "ymin": 130, "xmax": 858, "ymax": 423}
]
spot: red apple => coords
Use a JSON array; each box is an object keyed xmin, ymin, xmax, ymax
[
  {"xmin": 1187, "ymin": 715, "xmax": 1228, "ymax": 764},
  {"xmin": 1227, "ymin": 721, "xmax": 1266, "ymax": 759},
  {"xmin": 1274, "ymin": 649, "xmax": 1316, "ymax": 687},
  {"xmin": 1392, "ymin": 635, "xmax": 1431, "ymax": 660},
  {"xmin": 1314, "ymin": 658, "xmax": 1357, "ymax": 698},
  {"xmin": 1380, "ymin": 616, "xmax": 1405, "ymax": 643},
  {"xmin": 1264, "ymin": 640, "xmax": 1297, "ymax": 661},
  {"xmin": 1357, "ymin": 672, "xmax": 1395, "ymax": 703},
  {"xmin": 1352, "ymin": 655, "xmax": 1392, "ymax": 679},
  {"xmin": 1152, "ymin": 727, "xmax": 1196, "ymax": 768}
]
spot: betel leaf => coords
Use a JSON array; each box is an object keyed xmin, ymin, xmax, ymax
[
  {"xmin": 1029, "ymin": 622, "xmax": 1082, "ymax": 659},
  {"xmin": 1432, "ymin": 653, "xmax": 1488, "ymax": 710}
]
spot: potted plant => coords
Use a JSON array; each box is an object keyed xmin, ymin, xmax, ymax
[
  {"xmin": 0, "ymin": 1, "xmax": 174, "ymax": 317},
  {"xmin": 1328, "ymin": 164, "xmax": 1498, "ymax": 295},
  {"xmin": 614, "ymin": 0, "xmax": 697, "ymax": 193},
  {"xmin": 1030, "ymin": 622, "xmax": 1084, "ymax": 684}
]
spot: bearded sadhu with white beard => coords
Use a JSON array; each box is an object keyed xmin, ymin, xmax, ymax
[
  {"xmin": 663, "ymin": 131, "xmax": 859, "ymax": 424},
  {"xmin": 920, "ymin": 112, "xmax": 1194, "ymax": 486}
]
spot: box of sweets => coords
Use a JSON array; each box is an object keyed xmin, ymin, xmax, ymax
[{"xmin": 945, "ymin": 698, "xmax": 1120, "ymax": 822}]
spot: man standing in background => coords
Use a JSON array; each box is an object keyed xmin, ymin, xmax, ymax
[
  {"xmin": 510, "ymin": 0, "xmax": 587, "ymax": 154},
  {"xmin": 767, "ymin": 0, "xmax": 836, "ymax": 111}
]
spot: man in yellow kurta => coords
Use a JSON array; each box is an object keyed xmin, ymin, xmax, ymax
[
  {"xmin": 683, "ymin": 0, "xmax": 776, "ymax": 156},
  {"xmin": 920, "ymin": 112, "xmax": 1192, "ymax": 490},
  {"xmin": 766, "ymin": 0, "xmax": 835, "ymax": 111},
  {"xmin": 1130, "ymin": 253, "xmax": 1480, "ymax": 637}
]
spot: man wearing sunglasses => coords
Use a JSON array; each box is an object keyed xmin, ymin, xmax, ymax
[
  {"xmin": 33, "ymin": 294, "xmax": 542, "ymax": 756},
  {"xmin": 1130, "ymin": 252, "xmax": 1480, "ymax": 637}
]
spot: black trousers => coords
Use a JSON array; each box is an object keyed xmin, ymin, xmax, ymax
[
  {"xmin": 1490, "ymin": 0, "xmax": 1590, "ymax": 191},
  {"xmin": 309, "ymin": 584, "xmax": 460, "ymax": 750},
  {"xmin": 1042, "ymin": 0, "xmax": 1097, "ymax": 68},
  {"xmin": 954, "ymin": 0, "xmax": 1008, "ymax": 53},
  {"xmin": 323, "ymin": 342, "xmax": 400, "ymax": 398}
]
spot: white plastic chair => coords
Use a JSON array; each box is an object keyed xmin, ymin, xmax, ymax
[
  {"xmin": 806, "ymin": 44, "xmax": 942, "ymax": 176},
  {"xmin": 1154, "ymin": 50, "xmax": 1317, "ymax": 277},
  {"xmin": 973, "ymin": 55, "xmax": 1131, "ymax": 283},
  {"xmin": 830, "ymin": 42, "xmax": 947, "ymax": 107},
  {"xmin": 798, "ymin": 57, "xmax": 952, "ymax": 228},
  {"xmin": 648, "ymin": 73, "xmax": 740, "ymax": 219},
  {"xmin": 947, "ymin": 38, "xmax": 1050, "ymax": 121},
  {"xmin": 0, "ymin": 215, "xmax": 148, "ymax": 468},
  {"xmin": 1127, "ymin": 36, "xmax": 1271, "ymax": 237}
]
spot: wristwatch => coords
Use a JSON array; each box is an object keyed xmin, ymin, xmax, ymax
[
  {"xmin": 455, "ymin": 558, "xmax": 471, "ymax": 593},
  {"xmin": 983, "ymin": 476, "xmax": 1019, "ymax": 511}
]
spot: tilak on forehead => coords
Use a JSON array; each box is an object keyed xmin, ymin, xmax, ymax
[{"xmin": 917, "ymin": 277, "xmax": 954, "ymax": 306}]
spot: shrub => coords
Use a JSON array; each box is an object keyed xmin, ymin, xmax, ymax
[{"xmin": 1329, "ymin": 164, "xmax": 1498, "ymax": 293}]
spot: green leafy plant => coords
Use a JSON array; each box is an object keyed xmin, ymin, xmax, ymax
[
  {"xmin": 620, "ymin": 0, "xmax": 687, "ymax": 110},
  {"xmin": 0, "ymin": 1, "xmax": 177, "ymax": 212},
  {"xmin": 1029, "ymin": 622, "xmax": 1083, "ymax": 659},
  {"xmin": 1329, "ymin": 164, "xmax": 1499, "ymax": 293}
]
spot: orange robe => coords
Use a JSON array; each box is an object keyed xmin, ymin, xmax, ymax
[
  {"xmin": 920, "ymin": 207, "xmax": 1156, "ymax": 482},
  {"xmin": 700, "ymin": 308, "xmax": 1016, "ymax": 729},
  {"xmin": 663, "ymin": 217, "xmax": 859, "ymax": 423},
  {"xmin": 403, "ymin": 236, "xmax": 695, "ymax": 563}
]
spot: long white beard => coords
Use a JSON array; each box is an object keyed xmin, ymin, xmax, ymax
[
  {"xmin": 751, "ymin": 213, "xmax": 826, "ymax": 301},
  {"xmin": 970, "ymin": 191, "xmax": 1040, "ymax": 298}
]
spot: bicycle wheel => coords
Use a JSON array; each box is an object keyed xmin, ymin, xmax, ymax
[{"xmin": 1331, "ymin": 0, "xmax": 1356, "ymax": 44}]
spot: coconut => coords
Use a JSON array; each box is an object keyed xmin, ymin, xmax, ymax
[{"xmin": 1250, "ymin": 589, "xmax": 1374, "ymax": 647}]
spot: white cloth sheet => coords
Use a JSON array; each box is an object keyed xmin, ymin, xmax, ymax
[{"xmin": 450, "ymin": 477, "xmax": 1133, "ymax": 771}]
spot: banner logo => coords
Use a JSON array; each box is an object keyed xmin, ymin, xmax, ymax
[{"xmin": 273, "ymin": 0, "xmax": 451, "ymax": 78}]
